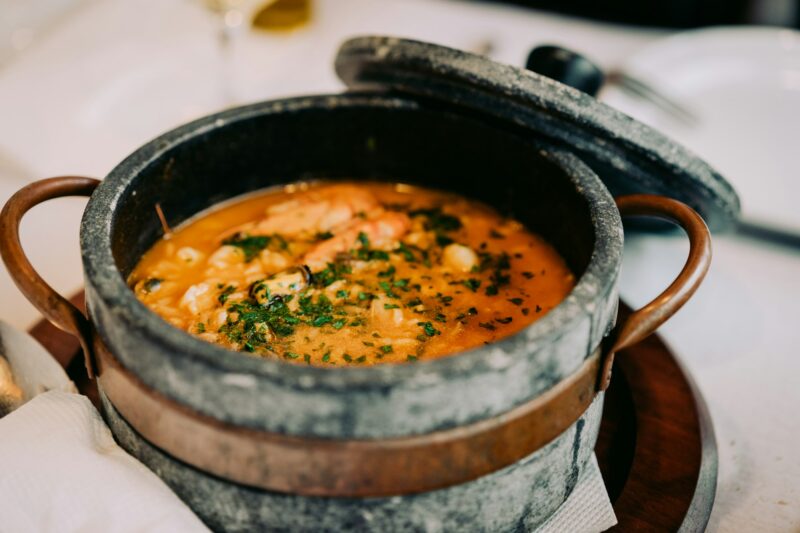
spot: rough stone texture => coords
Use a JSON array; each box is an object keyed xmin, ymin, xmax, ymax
[
  {"xmin": 101, "ymin": 389, "xmax": 605, "ymax": 533},
  {"xmin": 73, "ymin": 47, "xmax": 633, "ymax": 531},
  {"xmin": 335, "ymin": 36, "xmax": 740, "ymax": 232},
  {"xmin": 81, "ymin": 94, "xmax": 622, "ymax": 439}
]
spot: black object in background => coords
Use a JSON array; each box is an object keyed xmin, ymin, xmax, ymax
[
  {"xmin": 478, "ymin": 0, "xmax": 799, "ymax": 28},
  {"xmin": 525, "ymin": 46, "xmax": 604, "ymax": 96}
]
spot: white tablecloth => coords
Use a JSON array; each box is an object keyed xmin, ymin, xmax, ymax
[{"xmin": 0, "ymin": 1, "xmax": 798, "ymax": 530}]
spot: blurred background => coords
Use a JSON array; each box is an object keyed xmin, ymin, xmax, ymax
[
  {"xmin": 0, "ymin": 1, "xmax": 798, "ymax": 532},
  {"xmin": 486, "ymin": 0, "xmax": 799, "ymax": 27}
]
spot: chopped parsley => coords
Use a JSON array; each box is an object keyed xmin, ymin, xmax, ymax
[
  {"xmin": 378, "ymin": 265, "xmax": 396, "ymax": 277},
  {"xmin": 435, "ymin": 233, "xmax": 454, "ymax": 247},
  {"xmin": 222, "ymin": 298, "xmax": 297, "ymax": 345},
  {"xmin": 355, "ymin": 247, "xmax": 390, "ymax": 261},
  {"xmin": 313, "ymin": 261, "xmax": 352, "ymax": 287},
  {"xmin": 379, "ymin": 281, "xmax": 399, "ymax": 299},
  {"xmin": 311, "ymin": 315, "xmax": 333, "ymax": 327},
  {"xmin": 218, "ymin": 285, "xmax": 236, "ymax": 304},
  {"xmin": 222, "ymin": 234, "xmax": 272, "ymax": 262},
  {"xmin": 417, "ymin": 321, "xmax": 441, "ymax": 337},
  {"xmin": 406, "ymin": 297, "xmax": 423, "ymax": 307},
  {"xmin": 395, "ymin": 242, "xmax": 417, "ymax": 262},
  {"xmin": 463, "ymin": 278, "xmax": 481, "ymax": 292},
  {"xmin": 410, "ymin": 207, "xmax": 462, "ymax": 232}
]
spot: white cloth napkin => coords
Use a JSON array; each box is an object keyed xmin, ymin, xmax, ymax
[
  {"xmin": 0, "ymin": 321, "xmax": 615, "ymax": 532},
  {"xmin": 538, "ymin": 454, "xmax": 618, "ymax": 533},
  {"xmin": 0, "ymin": 321, "xmax": 209, "ymax": 532},
  {"xmin": 0, "ymin": 391, "xmax": 210, "ymax": 533}
]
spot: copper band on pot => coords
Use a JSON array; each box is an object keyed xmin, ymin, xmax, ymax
[{"xmin": 95, "ymin": 339, "xmax": 601, "ymax": 498}]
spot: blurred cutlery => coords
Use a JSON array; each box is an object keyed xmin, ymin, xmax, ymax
[{"xmin": 526, "ymin": 44, "xmax": 698, "ymax": 126}]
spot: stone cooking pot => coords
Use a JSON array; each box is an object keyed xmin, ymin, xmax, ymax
[{"xmin": 0, "ymin": 37, "xmax": 737, "ymax": 532}]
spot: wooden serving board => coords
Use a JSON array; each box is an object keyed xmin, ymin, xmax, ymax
[{"xmin": 29, "ymin": 294, "xmax": 716, "ymax": 532}]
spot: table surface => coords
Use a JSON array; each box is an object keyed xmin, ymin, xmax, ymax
[{"xmin": 0, "ymin": 1, "xmax": 798, "ymax": 531}]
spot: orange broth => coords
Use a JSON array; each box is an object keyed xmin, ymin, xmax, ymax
[{"xmin": 129, "ymin": 182, "xmax": 575, "ymax": 366}]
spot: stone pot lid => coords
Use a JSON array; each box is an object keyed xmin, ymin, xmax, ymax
[{"xmin": 335, "ymin": 36, "xmax": 740, "ymax": 232}]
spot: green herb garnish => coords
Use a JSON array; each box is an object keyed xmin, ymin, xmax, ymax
[
  {"xmin": 417, "ymin": 321, "xmax": 441, "ymax": 337},
  {"xmin": 395, "ymin": 242, "xmax": 417, "ymax": 262},
  {"xmin": 463, "ymin": 279, "xmax": 481, "ymax": 292},
  {"xmin": 218, "ymin": 285, "xmax": 236, "ymax": 304},
  {"xmin": 378, "ymin": 265, "xmax": 396, "ymax": 277},
  {"xmin": 313, "ymin": 261, "xmax": 352, "ymax": 287},
  {"xmin": 410, "ymin": 207, "xmax": 462, "ymax": 232},
  {"xmin": 222, "ymin": 234, "xmax": 271, "ymax": 262}
]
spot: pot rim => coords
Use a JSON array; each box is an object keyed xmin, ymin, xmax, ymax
[{"xmin": 80, "ymin": 93, "xmax": 623, "ymax": 391}]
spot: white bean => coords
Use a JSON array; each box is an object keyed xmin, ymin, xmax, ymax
[{"xmin": 443, "ymin": 243, "xmax": 478, "ymax": 272}]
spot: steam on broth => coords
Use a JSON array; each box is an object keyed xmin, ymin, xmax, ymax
[{"xmin": 129, "ymin": 182, "xmax": 574, "ymax": 366}]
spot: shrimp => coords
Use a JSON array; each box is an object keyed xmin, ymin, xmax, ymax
[
  {"xmin": 302, "ymin": 211, "xmax": 411, "ymax": 271},
  {"xmin": 254, "ymin": 185, "xmax": 379, "ymax": 236}
]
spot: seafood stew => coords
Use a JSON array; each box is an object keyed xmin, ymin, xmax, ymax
[{"xmin": 129, "ymin": 182, "xmax": 574, "ymax": 366}]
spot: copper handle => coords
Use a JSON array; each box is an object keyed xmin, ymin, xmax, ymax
[
  {"xmin": 599, "ymin": 194, "xmax": 712, "ymax": 390},
  {"xmin": 0, "ymin": 176, "xmax": 101, "ymax": 377}
]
